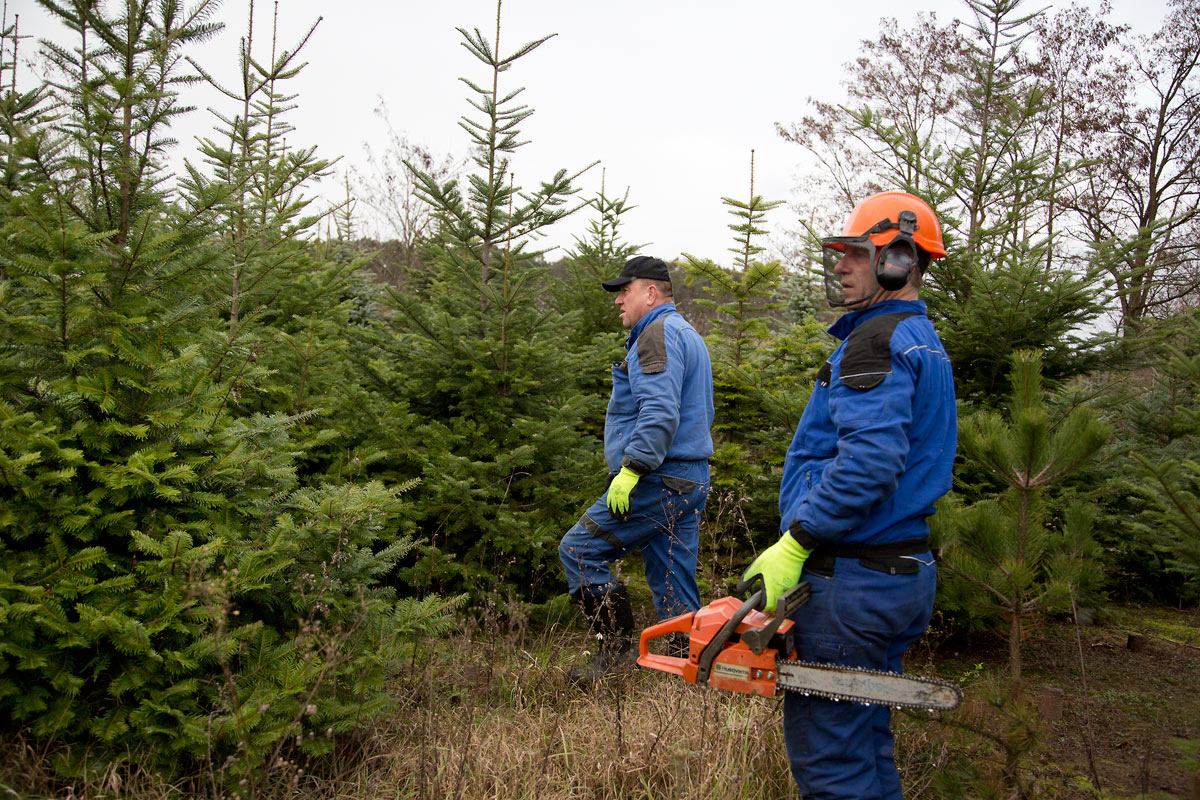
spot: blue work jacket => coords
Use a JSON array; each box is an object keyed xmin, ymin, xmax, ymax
[
  {"xmin": 778, "ymin": 299, "xmax": 957, "ymax": 545},
  {"xmin": 604, "ymin": 303, "xmax": 714, "ymax": 480}
]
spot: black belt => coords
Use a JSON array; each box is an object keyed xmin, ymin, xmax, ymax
[
  {"xmin": 611, "ymin": 457, "xmax": 708, "ymax": 479},
  {"xmin": 807, "ymin": 538, "xmax": 932, "ymax": 577}
]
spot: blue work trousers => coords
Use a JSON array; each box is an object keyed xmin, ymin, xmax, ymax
[
  {"xmin": 558, "ymin": 471, "xmax": 707, "ymax": 619},
  {"xmin": 783, "ymin": 553, "xmax": 937, "ymax": 800}
]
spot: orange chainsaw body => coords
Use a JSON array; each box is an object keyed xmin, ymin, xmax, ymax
[
  {"xmin": 637, "ymin": 594, "xmax": 798, "ymax": 697},
  {"xmin": 639, "ymin": 584, "xmax": 964, "ymax": 711}
]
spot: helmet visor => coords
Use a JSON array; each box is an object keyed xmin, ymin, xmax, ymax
[{"xmin": 820, "ymin": 236, "xmax": 877, "ymax": 307}]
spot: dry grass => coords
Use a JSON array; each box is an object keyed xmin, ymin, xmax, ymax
[
  {"xmin": 9, "ymin": 605, "xmax": 1196, "ymax": 799},
  {"xmin": 307, "ymin": 622, "xmax": 800, "ymax": 800},
  {"xmin": 292, "ymin": 616, "xmax": 961, "ymax": 800},
  {"xmin": 0, "ymin": 733, "xmax": 185, "ymax": 800},
  {"xmin": 0, "ymin": 619, "xmax": 803, "ymax": 800}
]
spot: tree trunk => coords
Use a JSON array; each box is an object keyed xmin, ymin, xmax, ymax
[{"xmin": 1009, "ymin": 608, "xmax": 1023, "ymax": 683}]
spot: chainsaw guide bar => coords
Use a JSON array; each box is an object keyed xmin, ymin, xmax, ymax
[{"xmin": 775, "ymin": 660, "xmax": 961, "ymax": 710}]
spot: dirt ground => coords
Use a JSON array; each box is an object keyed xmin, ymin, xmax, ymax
[{"xmin": 950, "ymin": 604, "xmax": 1200, "ymax": 798}]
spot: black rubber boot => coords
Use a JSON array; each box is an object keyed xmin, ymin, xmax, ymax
[{"xmin": 569, "ymin": 584, "xmax": 636, "ymax": 685}]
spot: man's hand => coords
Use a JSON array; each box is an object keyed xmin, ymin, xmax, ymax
[
  {"xmin": 741, "ymin": 532, "xmax": 813, "ymax": 612},
  {"xmin": 606, "ymin": 467, "xmax": 641, "ymax": 515}
]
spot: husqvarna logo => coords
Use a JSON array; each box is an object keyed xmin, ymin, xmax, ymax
[{"xmin": 712, "ymin": 662, "xmax": 750, "ymax": 680}]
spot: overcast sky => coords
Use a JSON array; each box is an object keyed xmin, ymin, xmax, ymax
[{"xmin": 14, "ymin": 0, "xmax": 1171, "ymax": 263}]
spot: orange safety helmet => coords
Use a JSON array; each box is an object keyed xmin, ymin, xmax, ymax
[
  {"xmin": 838, "ymin": 190, "xmax": 946, "ymax": 258},
  {"xmin": 821, "ymin": 191, "xmax": 946, "ymax": 306}
]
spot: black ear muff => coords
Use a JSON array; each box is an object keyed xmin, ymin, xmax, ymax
[
  {"xmin": 876, "ymin": 242, "xmax": 916, "ymax": 290},
  {"xmin": 875, "ymin": 209, "xmax": 919, "ymax": 291}
]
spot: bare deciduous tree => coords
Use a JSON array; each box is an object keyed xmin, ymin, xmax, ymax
[
  {"xmin": 349, "ymin": 99, "xmax": 463, "ymax": 282},
  {"xmin": 1071, "ymin": 0, "xmax": 1200, "ymax": 331}
]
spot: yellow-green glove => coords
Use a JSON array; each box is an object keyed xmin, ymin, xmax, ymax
[
  {"xmin": 741, "ymin": 532, "xmax": 813, "ymax": 612},
  {"xmin": 606, "ymin": 466, "xmax": 641, "ymax": 515}
]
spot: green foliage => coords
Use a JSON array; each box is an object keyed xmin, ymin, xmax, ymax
[
  {"xmin": 937, "ymin": 350, "xmax": 1110, "ymax": 679},
  {"xmin": 35, "ymin": 0, "xmax": 223, "ymax": 246},
  {"xmin": 545, "ymin": 180, "xmax": 639, "ymax": 440},
  {"xmin": 679, "ymin": 157, "xmax": 826, "ymax": 582},
  {"xmin": 1133, "ymin": 456, "xmax": 1200, "ymax": 586},
  {"xmin": 925, "ymin": 245, "xmax": 1111, "ymax": 403},
  {"xmin": 920, "ymin": 0, "xmax": 1113, "ymax": 401},
  {"xmin": 927, "ymin": 673, "xmax": 1043, "ymax": 800},
  {"xmin": 682, "ymin": 152, "xmax": 785, "ymax": 369},
  {"xmin": 3, "ymin": 0, "xmax": 1196, "ymax": 793},
  {"xmin": 774, "ymin": 265, "xmax": 829, "ymax": 325},
  {"xmin": 368, "ymin": 6, "xmax": 602, "ymax": 603},
  {"xmin": 1173, "ymin": 737, "xmax": 1200, "ymax": 773},
  {"xmin": 1127, "ymin": 312, "xmax": 1200, "ymax": 597},
  {"xmin": 0, "ymin": 0, "xmax": 458, "ymax": 785},
  {"xmin": 1074, "ymin": 312, "xmax": 1200, "ymax": 606},
  {"xmin": 182, "ymin": 1, "xmax": 368, "ymax": 449},
  {"xmin": 551, "ymin": 177, "xmax": 643, "ymax": 341}
]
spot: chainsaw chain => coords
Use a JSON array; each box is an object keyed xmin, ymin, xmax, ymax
[{"xmin": 776, "ymin": 659, "xmax": 960, "ymax": 711}]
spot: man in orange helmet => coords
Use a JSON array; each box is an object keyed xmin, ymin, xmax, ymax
[{"xmin": 742, "ymin": 192, "xmax": 957, "ymax": 799}]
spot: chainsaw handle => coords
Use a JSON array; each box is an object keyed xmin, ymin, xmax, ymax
[
  {"xmin": 734, "ymin": 572, "xmax": 768, "ymax": 605},
  {"xmin": 637, "ymin": 613, "xmax": 694, "ymax": 676},
  {"xmin": 740, "ymin": 582, "xmax": 810, "ymax": 655},
  {"xmin": 696, "ymin": 590, "xmax": 765, "ymax": 684}
]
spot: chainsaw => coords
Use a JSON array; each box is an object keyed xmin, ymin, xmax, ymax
[{"xmin": 637, "ymin": 580, "xmax": 962, "ymax": 711}]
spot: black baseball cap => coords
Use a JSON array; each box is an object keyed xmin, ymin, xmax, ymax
[{"xmin": 602, "ymin": 256, "xmax": 672, "ymax": 292}]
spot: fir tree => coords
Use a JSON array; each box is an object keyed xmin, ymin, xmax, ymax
[
  {"xmin": 682, "ymin": 151, "xmax": 785, "ymax": 369},
  {"xmin": 403, "ymin": 0, "xmax": 595, "ymax": 307},
  {"xmin": 1129, "ymin": 312, "xmax": 1200, "ymax": 596},
  {"xmin": 368, "ymin": 0, "xmax": 601, "ymax": 602},
  {"xmin": 924, "ymin": 0, "xmax": 1112, "ymax": 400},
  {"xmin": 546, "ymin": 174, "xmax": 640, "ymax": 441},
  {"xmin": 936, "ymin": 350, "xmax": 1110, "ymax": 680},
  {"xmin": 680, "ymin": 153, "xmax": 825, "ymax": 583},
  {"xmin": 551, "ymin": 171, "xmax": 642, "ymax": 339},
  {"xmin": 184, "ymin": 0, "xmax": 376, "ymax": 478},
  {"xmin": 0, "ymin": 1, "xmax": 458, "ymax": 781}
]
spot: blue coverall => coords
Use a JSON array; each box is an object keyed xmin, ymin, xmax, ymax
[
  {"xmin": 778, "ymin": 299, "xmax": 956, "ymax": 800},
  {"xmin": 558, "ymin": 303, "xmax": 714, "ymax": 619}
]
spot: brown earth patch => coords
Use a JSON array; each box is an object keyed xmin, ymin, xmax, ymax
[{"xmin": 921, "ymin": 604, "xmax": 1200, "ymax": 798}]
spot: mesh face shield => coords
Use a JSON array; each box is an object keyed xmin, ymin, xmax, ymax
[{"xmin": 820, "ymin": 238, "xmax": 876, "ymax": 307}]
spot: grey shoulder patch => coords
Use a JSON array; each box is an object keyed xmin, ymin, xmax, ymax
[
  {"xmin": 839, "ymin": 312, "xmax": 918, "ymax": 391},
  {"xmin": 637, "ymin": 316, "xmax": 669, "ymax": 374}
]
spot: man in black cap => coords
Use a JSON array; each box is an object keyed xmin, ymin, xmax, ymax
[{"xmin": 558, "ymin": 256, "xmax": 715, "ymax": 683}]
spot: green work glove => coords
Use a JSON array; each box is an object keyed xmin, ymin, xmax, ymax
[
  {"xmin": 741, "ymin": 532, "xmax": 813, "ymax": 612},
  {"xmin": 606, "ymin": 466, "xmax": 641, "ymax": 516}
]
